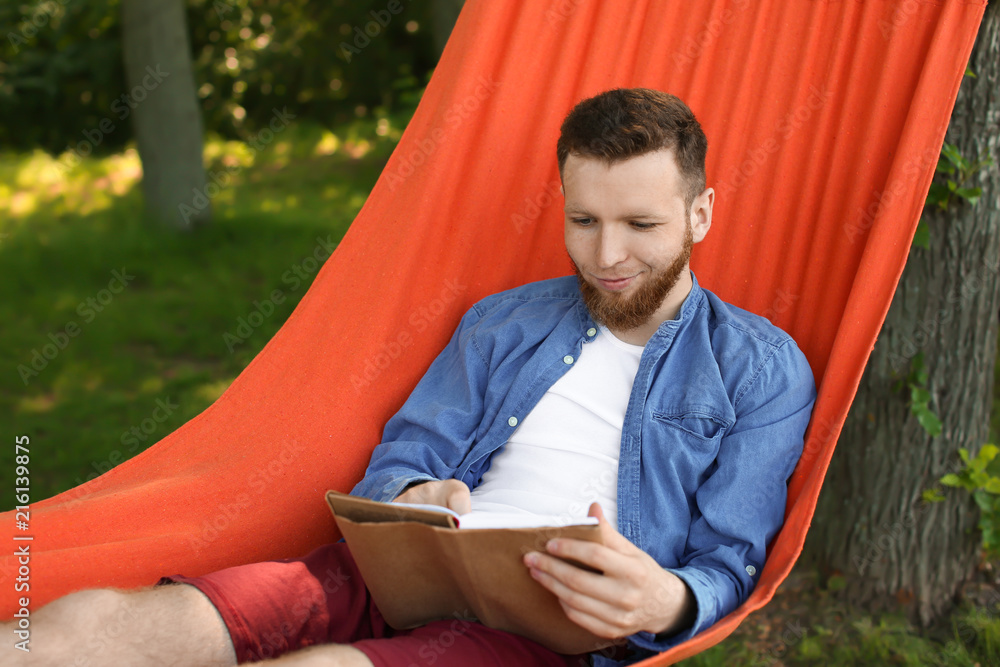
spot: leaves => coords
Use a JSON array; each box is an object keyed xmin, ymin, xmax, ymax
[
  {"xmin": 911, "ymin": 220, "xmax": 930, "ymax": 249},
  {"xmin": 905, "ymin": 353, "xmax": 941, "ymax": 437},
  {"xmin": 938, "ymin": 444, "xmax": 1000, "ymax": 559}
]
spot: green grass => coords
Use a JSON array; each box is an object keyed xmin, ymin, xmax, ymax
[
  {"xmin": 679, "ymin": 569, "xmax": 1000, "ymax": 667},
  {"xmin": 0, "ymin": 113, "xmax": 406, "ymax": 506}
]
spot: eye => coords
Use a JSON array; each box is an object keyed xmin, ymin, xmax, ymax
[
  {"xmin": 630, "ymin": 221, "xmax": 656, "ymax": 230},
  {"xmin": 570, "ymin": 217, "xmax": 594, "ymax": 226}
]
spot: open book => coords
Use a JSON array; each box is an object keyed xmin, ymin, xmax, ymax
[
  {"xmin": 325, "ymin": 491, "xmax": 619, "ymax": 655},
  {"xmin": 381, "ymin": 501, "xmax": 600, "ymax": 530}
]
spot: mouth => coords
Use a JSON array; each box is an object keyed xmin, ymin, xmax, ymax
[{"xmin": 594, "ymin": 275, "xmax": 636, "ymax": 292}]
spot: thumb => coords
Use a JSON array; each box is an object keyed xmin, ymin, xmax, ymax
[
  {"xmin": 588, "ymin": 501, "xmax": 628, "ymax": 548},
  {"xmin": 588, "ymin": 501, "xmax": 606, "ymax": 522}
]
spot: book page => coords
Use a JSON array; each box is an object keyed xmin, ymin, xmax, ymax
[{"xmin": 391, "ymin": 502, "xmax": 598, "ymax": 530}]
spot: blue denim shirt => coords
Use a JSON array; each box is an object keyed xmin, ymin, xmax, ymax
[{"xmin": 352, "ymin": 273, "xmax": 816, "ymax": 663}]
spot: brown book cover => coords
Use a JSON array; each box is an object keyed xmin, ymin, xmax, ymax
[{"xmin": 325, "ymin": 490, "xmax": 621, "ymax": 654}]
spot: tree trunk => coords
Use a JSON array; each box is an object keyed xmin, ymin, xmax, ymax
[
  {"xmin": 121, "ymin": 0, "xmax": 210, "ymax": 229},
  {"xmin": 802, "ymin": 2, "xmax": 1000, "ymax": 626},
  {"xmin": 430, "ymin": 0, "xmax": 465, "ymax": 57}
]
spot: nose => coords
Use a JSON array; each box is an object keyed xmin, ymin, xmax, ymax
[{"xmin": 595, "ymin": 223, "xmax": 628, "ymax": 269}]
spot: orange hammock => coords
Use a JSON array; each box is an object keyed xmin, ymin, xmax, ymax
[{"xmin": 1, "ymin": 0, "xmax": 986, "ymax": 663}]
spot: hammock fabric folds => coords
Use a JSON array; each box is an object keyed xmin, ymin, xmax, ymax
[{"xmin": 1, "ymin": 0, "xmax": 986, "ymax": 663}]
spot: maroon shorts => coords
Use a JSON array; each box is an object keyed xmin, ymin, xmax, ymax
[{"xmin": 159, "ymin": 541, "xmax": 592, "ymax": 666}]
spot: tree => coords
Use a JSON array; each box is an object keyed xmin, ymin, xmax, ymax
[
  {"xmin": 121, "ymin": 0, "xmax": 210, "ymax": 229},
  {"xmin": 803, "ymin": 2, "xmax": 1000, "ymax": 625},
  {"xmin": 429, "ymin": 0, "xmax": 465, "ymax": 57}
]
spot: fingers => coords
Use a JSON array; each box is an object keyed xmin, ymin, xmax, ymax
[
  {"xmin": 444, "ymin": 479, "xmax": 471, "ymax": 514},
  {"xmin": 527, "ymin": 548, "xmax": 621, "ymax": 603},
  {"xmin": 392, "ymin": 479, "xmax": 470, "ymax": 513},
  {"xmin": 529, "ymin": 565, "xmax": 630, "ymax": 638},
  {"xmin": 587, "ymin": 502, "xmax": 634, "ymax": 552}
]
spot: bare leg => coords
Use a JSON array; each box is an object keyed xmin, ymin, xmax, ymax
[
  {"xmin": 255, "ymin": 644, "xmax": 374, "ymax": 667},
  {"xmin": 2, "ymin": 584, "xmax": 236, "ymax": 667}
]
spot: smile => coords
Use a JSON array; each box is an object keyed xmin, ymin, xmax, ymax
[{"xmin": 594, "ymin": 275, "xmax": 636, "ymax": 291}]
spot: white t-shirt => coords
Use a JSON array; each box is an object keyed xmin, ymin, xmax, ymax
[{"xmin": 469, "ymin": 325, "xmax": 644, "ymax": 531}]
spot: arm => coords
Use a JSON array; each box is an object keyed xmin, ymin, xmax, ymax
[{"xmin": 350, "ymin": 306, "xmax": 489, "ymax": 503}]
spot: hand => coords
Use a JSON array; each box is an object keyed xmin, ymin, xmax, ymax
[
  {"xmin": 392, "ymin": 479, "xmax": 471, "ymax": 514},
  {"xmin": 523, "ymin": 502, "xmax": 696, "ymax": 639}
]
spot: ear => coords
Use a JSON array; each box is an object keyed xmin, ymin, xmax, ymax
[{"xmin": 689, "ymin": 187, "xmax": 714, "ymax": 244}]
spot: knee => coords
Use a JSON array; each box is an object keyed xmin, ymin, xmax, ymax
[{"xmin": 40, "ymin": 587, "xmax": 140, "ymax": 632}]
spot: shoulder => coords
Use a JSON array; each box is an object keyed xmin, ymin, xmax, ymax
[
  {"xmin": 697, "ymin": 287, "xmax": 796, "ymax": 350},
  {"xmin": 690, "ymin": 285, "xmax": 815, "ymax": 406},
  {"xmin": 471, "ymin": 276, "xmax": 582, "ymax": 319}
]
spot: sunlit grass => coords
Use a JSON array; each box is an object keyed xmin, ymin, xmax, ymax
[{"xmin": 0, "ymin": 113, "xmax": 406, "ymax": 506}]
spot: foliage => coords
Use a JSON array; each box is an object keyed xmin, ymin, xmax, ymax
[
  {"xmin": 912, "ymin": 142, "xmax": 993, "ymax": 249},
  {"xmin": 892, "ymin": 352, "xmax": 943, "ymax": 437},
  {"xmin": 678, "ymin": 568, "xmax": 1000, "ymax": 666},
  {"xmin": 939, "ymin": 444, "xmax": 1000, "ymax": 559},
  {"xmin": 926, "ymin": 143, "xmax": 993, "ymax": 210},
  {"xmin": 0, "ymin": 0, "xmax": 438, "ymax": 153}
]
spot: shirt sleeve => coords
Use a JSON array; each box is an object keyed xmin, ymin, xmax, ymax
[
  {"xmin": 628, "ymin": 339, "xmax": 817, "ymax": 653},
  {"xmin": 350, "ymin": 305, "xmax": 490, "ymax": 502}
]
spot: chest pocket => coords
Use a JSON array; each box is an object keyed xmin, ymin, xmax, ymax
[{"xmin": 650, "ymin": 409, "xmax": 734, "ymax": 470}]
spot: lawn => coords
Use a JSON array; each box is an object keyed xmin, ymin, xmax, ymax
[
  {"xmin": 0, "ymin": 113, "xmax": 404, "ymax": 504},
  {"xmin": 2, "ymin": 106, "xmax": 999, "ymax": 666}
]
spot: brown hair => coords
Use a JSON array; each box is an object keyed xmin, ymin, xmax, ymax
[{"xmin": 556, "ymin": 88, "xmax": 707, "ymax": 207}]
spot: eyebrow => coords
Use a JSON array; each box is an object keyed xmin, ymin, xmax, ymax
[{"xmin": 564, "ymin": 208, "xmax": 665, "ymax": 221}]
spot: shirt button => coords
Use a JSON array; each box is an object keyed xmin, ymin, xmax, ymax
[
  {"xmin": 563, "ymin": 355, "xmax": 574, "ymax": 365},
  {"xmin": 745, "ymin": 565, "xmax": 757, "ymax": 576},
  {"xmin": 507, "ymin": 416, "xmax": 518, "ymax": 427},
  {"xmin": 586, "ymin": 327, "xmax": 597, "ymax": 337}
]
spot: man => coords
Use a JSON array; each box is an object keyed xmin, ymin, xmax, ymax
[{"xmin": 6, "ymin": 88, "xmax": 815, "ymax": 667}]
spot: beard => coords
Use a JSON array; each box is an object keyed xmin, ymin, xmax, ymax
[{"xmin": 573, "ymin": 223, "xmax": 693, "ymax": 332}]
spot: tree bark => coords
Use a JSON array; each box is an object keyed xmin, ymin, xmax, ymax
[
  {"xmin": 121, "ymin": 0, "xmax": 210, "ymax": 229},
  {"xmin": 802, "ymin": 2, "xmax": 1000, "ymax": 626}
]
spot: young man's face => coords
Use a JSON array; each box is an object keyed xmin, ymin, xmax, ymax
[{"xmin": 562, "ymin": 148, "xmax": 713, "ymax": 334}]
